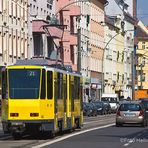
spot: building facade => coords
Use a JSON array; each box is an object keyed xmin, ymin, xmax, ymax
[
  {"xmin": 76, "ymin": 1, "xmax": 91, "ymax": 102},
  {"xmin": 89, "ymin": 0, "xmax": 106, "ymax": 100},
  {"xmin": 123, "ymin": 13, "xmax": 135, "ymax": 98},
  {"xmin": 28, "ymin": 0, "xmax": 56, "ymax": 59},
  {"xmin": 0, "ymin": 0, "xmax": 28, "ymax": 99},
  {"xmin": 104, "ymin": 16, "xmax": 118, "ymax": 94},
  {"xmin": 55, "ymin": 0, "xmax": 81, "ymax": 71},
  {"xmin": 105, "ymin": 0, "xmax": 135, "ymax": 99},
  {"xmin": 136, "ymin": 21, "xmax": 148, "ymax": 89},
  {"xmin": 0, "ymin": 0, "xmax": 28, "ymax": 66}
]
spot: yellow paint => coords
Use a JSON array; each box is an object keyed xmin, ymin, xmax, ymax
[{"xmin": 2, "ymin": 65, "xmax": 83, "ymax": 132}]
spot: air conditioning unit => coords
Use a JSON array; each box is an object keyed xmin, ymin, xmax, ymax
[
  {"xmin": 127, "ymin": 80, "xmax": 132, "ymax": 86},
  {"xmin": 106, "ymin": 55, "xmax": 112, "ymax": 60},
  {"xmin": 127, "ymin": 52, "xmax": 131, "ymax": 58}
]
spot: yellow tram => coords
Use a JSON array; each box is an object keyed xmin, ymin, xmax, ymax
[{"xmin": 1, "ymin": 59, "xmax": 83, "ymax": 138}]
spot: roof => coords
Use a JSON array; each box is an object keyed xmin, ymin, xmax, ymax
[
  {"xmin": 10, "ymin": 59, "xmax": 82, "ymax": 76},
  {"xmin": 137, "ymin": 26, "xmax": 148, "ymax": 40},
  {"xmin": 105, "ymin": 15, "xmax": 119, "ymax": 30}
]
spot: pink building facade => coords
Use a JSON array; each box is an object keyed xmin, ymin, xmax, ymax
[
  {"xmin": 89, "ymin": 0, "xmax": 106, "ymax": 100},
  {"xmin": 55, "ymin": 0, "xmax": 81, "ymax": 71}
]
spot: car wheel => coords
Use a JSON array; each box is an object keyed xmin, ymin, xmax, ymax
[
  {"xmin": 141, "ymin": 120, "xmax": 147, "ymax": 127},
  {"xmin": 116, "ymin": 122, "xmax": 122, "ymax": 127}
]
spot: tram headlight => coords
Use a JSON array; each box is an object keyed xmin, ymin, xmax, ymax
[
  {"xmin": 10, "ymin": 113, "xmax": 19, "ymax": 117},
  {"xmin": 30, "ymin": 113, "xmax": 39, "ymax": 117}
]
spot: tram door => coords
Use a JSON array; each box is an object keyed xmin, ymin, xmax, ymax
[
  {"xmin": 63, "ymin": 74, "xmax": 67, "ymax": 128},
  {"xmin": 69, "ymin": 75, "xmax": 74, "ymax": 127}
]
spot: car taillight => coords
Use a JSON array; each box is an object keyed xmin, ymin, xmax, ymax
[
  {"xmin": 139, "ymin": 110, "xmax": 144, "ymax": 116},
  {"xmin": 116, "ymin": 111, "xmax": 121, "ymax": 116}
]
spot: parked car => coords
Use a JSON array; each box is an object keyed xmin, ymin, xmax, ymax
[
  {"xmin": 93, "ymin": 101, "xmax": 110, "ymax": 115},
  {"xmin": 139, "ymin": 98, "xmax": 148, "ymax": 120},
  {"xmin": 101, "ymin": 93, "xmax": 119, "ymax": 113},
  {"xmin": 83, "ymin": 102, "xmax": 97, "ymax": 116},
  {"xmin": 89, "ymin": 102, "xmax": 98, "ymax": 116},
  {"xmin": 83, "ymin": 102, "xmax": 91, "ymax": 116},
  {"xmin": 103, "ymin": 102, "xmax": 112, "ymax": 114},
  {"xmin": 116, "ymin": 101, "xmax": 147, "ymax": 127}
]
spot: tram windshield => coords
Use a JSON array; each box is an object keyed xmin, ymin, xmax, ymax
[{"xmin": 9, "ymin": 69, "xmax": 40, "ymax": 99}]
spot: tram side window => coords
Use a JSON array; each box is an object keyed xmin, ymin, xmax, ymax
[
  {"xmin": 70, "ymin": 76, "xmax": 74, "ymax": 111},
  {"xmin": 2, "ymin": 70, "xmax": 8, "ymax": 99},
  {"xmin": 63, "ymin": 75, "xmax": 67, "ymax": 112},
  {"xmin": 47, "ymin": 71, "xmax": 53, "ymax": 99},
  {"xmin": 40, "ymin": 69, "xmax": 46, "ymax": 99},
  {"xmin": 80, "ymin": 82, "xmax": 83, "ymax": 110},
  {"xmin": 57, "ymin": 73, "xmax": 63, "ymax": 100},
  {"xmin": 74, "ymin": 76, "xmax": 80, "ymax": 100}
]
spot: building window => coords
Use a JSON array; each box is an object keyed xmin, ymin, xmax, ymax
[{"xmin": 142, "ymin": 42, "xmax": 145, "ymax": 49}]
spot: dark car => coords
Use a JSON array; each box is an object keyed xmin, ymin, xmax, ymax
[
  {"xmin": 93, "ymin": 101, "xmax": 109, "ymax": 115},
  {"xmin": 83, "ymin": 102, "xmax": 91, "ymax": 116},
  {"xmin": 83, "ymin": 102, "xmax": 97, "ymax": 116},
  {"xmin": 103, "ymin": 102, "xmax": 112, "ymax": 114},
  {"xmin": 139, "ymin": 99, "xmax": 148, "ymax": 120}
]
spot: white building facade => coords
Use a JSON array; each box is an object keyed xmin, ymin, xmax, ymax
[
  {"xmin": 105, "ymin": 0, "xmax": 135, "ymax": 99},
  {"xmin": 0, "ymin": 0, "xmax": 28, "ymax": 66}
]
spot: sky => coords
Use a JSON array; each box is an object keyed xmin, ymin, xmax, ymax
[{"xmin": 137, "ymin": 0, "xmax": 148, "ymax": 25}]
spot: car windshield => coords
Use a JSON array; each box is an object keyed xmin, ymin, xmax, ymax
[
  {"xmin": 102, "ymin": 97, "xmax": 118, "ymax": 103},
  {"xmin": 119, "ymin": 104, "xmax": 142, "ymax": 111},
  {"xmin": 95, "ymin": 102, "xmax": 103, "ymax": 107},
  {"xmin": 9, "ymin": 69, "xmax": 40, "ymax": 99}
]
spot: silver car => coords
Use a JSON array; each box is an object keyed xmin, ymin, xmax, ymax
[{"xmin": 116, "ymin": 101, "xmax": 147, "ymax": 127}]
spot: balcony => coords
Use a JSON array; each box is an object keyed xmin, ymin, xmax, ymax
[
  {"xmin": 106, "ymin": 54, "xmax": 112, "ymax": 60},
  {"xmin": 32, "ymin": 20, "xmax": 63, "ymax": 39},
  {"xmin": 126, "ymin": 80, "xmax": 132, "ymax": 87}
]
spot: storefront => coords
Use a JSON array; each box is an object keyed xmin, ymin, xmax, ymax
[
  {"xmin": 83, "ymin": 77, "xmax": 91, "ymax": 102},
  {"xmin": 90, "ymin": 78, "xmax": 102, "ymax": 101}
]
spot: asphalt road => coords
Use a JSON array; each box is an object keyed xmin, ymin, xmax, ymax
[
  {"xmin": 1, "ymin": 115, "xmax": 148, "ymax": 148},
  {"xmin": 37, "ymin": 125, "xmax": 148, "ymax": 148},
  {"xmin": 0, "ymin": 114, "xmax": 115, "ymax": 148}
]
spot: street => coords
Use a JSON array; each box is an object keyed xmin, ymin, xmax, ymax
[
  {"xmin": 0, "ymin": 115, "xmax": 148, "ymax": 148},
  {"xmin": 39, "ymin": 125, "xmax": 148, "ymax": 148}
]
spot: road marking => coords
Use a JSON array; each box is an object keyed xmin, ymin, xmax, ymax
[
  {"xmin": 84, "ymin": 119, "xmax": 114, "ymax": 125},
  {"xmin": 124, "ymin": 139, "xmax": 134, "ymax": 147},
  {"xmin": 32, "ymin": 123, "xmax": 115, "ymax": 148},
  {"xmin": 123, "ymin": 128, "xmax": 147, "ymax": 147}
]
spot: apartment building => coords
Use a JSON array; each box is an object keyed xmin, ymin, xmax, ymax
[
  {"xmin": 75, "ymin": 1, "xmax": 90, "ymax": 102},
  {"xmin": 136, "ymin": 21, "xmax": 148, "ymax": 89},
  {"xmin": 0, "ymin": 0, "xmax": 28, "ymax": 99},
  {"xmin": 55, "ymin": 0, "xmax": 81, "ymax": 71},
  {"xmin": 104, "ymin": 16, "xmax": 118, "ymax": 94},
  {"xmin": 28, "ymin": 0, "xmax": 56, "ymax": 59},
  {"xmin": 89, "ymin": 0, "xmax": 106, "ymax": 100},
  {"xmin": 0, "ymin": 0, "xmax": 28, "ymax": 66},
  {"xmin": 105, "ymin": 0, "xmax": 135, "ymax": 99}
]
